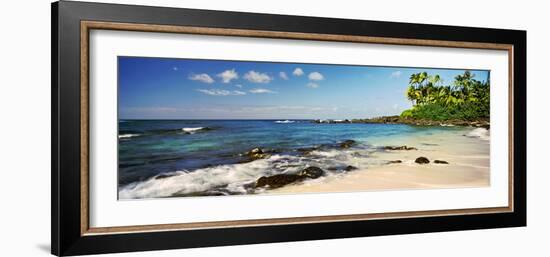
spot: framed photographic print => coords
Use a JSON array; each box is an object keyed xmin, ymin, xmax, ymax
[{"xmin": 51, "ymin": 1, "xmax": 526, "ymax": 256}]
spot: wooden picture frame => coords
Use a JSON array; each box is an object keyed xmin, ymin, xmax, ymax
[{"xmin": 52, "ymin": 1, "xmax": 526, "ymax": 256}]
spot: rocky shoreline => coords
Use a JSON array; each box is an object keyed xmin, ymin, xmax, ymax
[
  {"xmin": 125, "ymin": 131, "xmax": 479, "ymax": 198},
  {"xmin": 240, "ymin": 141, "xmax": 449, "ymax": 191},
  {"xmin": 313, "ymin": 116, "xmax": 490, "ymax": 129}
]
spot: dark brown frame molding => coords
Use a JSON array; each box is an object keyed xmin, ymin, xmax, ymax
[
  {"xmin": 53, "ymin": 1, "xmax": 526, "ymax": 255},
  {"xmin": 80, "ymin": 20, "xmax": 515, "ymax": 236}
]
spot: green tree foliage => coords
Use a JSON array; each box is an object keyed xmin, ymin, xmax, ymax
[{"xmin": 401, "ymin": 71, "xmax": 490, "ymax": 121}]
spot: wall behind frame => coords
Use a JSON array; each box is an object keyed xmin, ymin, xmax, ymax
[{"xmin": 0, "ymin": 0, "xmax": 546, "ymax": 257}]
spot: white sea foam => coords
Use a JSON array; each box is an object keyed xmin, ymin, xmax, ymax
[
  {"xmin": 466, "ymin": 128, "xmax": 490, "ymax": 141},
  {"xmin": 119, "ymin": 126, "xmax": 490, "ymax": 199},
  {"xmin": 118, "ymin": 134, "xmax": 140, "ymax": 139},
  {"xmin": 182, "ymin": 127, "xmax": 204, "ymax": 132},
  {"xmin": 309, "ymin": 149, "xmax": 347, "ymax": 158},
  {"xmin": 119, "ymin": 155, "xmax": 298, "ymax": 199},
  {"xmin": 117, "ymin": 149, "xmax": 368, "ymax": 199},
  {"xmin": 181, "ymin": 127, "xmax": 206, "ymax": 134},
  {"xmin": 275, "ymin": 120, "xmax": 295, "ymax": 124}
]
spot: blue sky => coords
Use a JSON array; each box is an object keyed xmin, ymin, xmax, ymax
[{"xmin": 119, "ymin": 56, "xmax": 489, "ymax": 119}]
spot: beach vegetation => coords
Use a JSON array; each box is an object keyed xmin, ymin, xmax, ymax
[{"xmin": 401, "ymin": 71, "xmax": 490, "ymax": 121}]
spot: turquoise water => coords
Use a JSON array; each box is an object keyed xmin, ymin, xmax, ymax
[{"xmin": 118, "ymin": 120, "xmax": 471, "ymax": 198}]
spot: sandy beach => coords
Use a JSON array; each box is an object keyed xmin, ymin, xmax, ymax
[
  {"xmin": 273, "ymin": 127, "xmax": 490, "ymax": 194},
  {"xmin": 118, "ymin": 120, "xmax": 490, "ymax": 199}
]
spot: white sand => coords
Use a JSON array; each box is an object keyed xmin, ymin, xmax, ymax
[{"xmin": 272, "ymin": 128, "xmax": 490, "ymax": 194}]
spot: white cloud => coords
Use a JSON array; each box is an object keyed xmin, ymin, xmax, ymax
[
  {"xmin": 189, "ymin": 73, "xmax": 214, "ymax": 84},
  {"xmin": 390, "ymin": 71, "xmax": 402, "ymax": 78},
  {"xmin": 244, "ymin": 70, "xmax": 272, "ymax": 83},
  {"xmin": 306, "ymin": 82, "xmax": 319, "ymax": 88},
  {"xmin": 293, "ymin": 68, "xmax": 304, "ymax": 76},
  {"xmin": 308, "ymin": 72, "xmax": 324, "ymax": 81},
  {"xmin": 172, "ymin": 67, "xmax": 178, "ymax": 71},
  {"xmin": 196, "ymin": 89, "xmax": 246, "ymax": 96},
  {"xmin": 392, "ymin": 104, "xmax": 399, "ymax": 109},
  {"xmin": 249, "ymin": 88, "xmax": 276, "ymax": 94},
  {"xmin": 279, "ymin": 71, "xmax": 289, "ymax": 80},
  {"xmin": 217, "ymin": 69, "xmax": 239, "ymax": 83},
  {"xmin": 235, "ymin": 84, "xmax": 243, "ymax": 88}
]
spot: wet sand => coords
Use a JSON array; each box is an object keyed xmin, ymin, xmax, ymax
[{"xmin": 273, "ymin": 128, "xmax": 490, "ymax": 194}]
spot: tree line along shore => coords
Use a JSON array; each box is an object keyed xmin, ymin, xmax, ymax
[
  {"xmin": 313, "ymin": 116, "xmax": 490, "ymax": 128},
  {"xmin": 313, "ymin": 71, "xmax": 490, "ymax": 129}
]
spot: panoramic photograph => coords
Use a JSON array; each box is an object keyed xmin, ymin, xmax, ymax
[{"xmin": 117, "ymin": 56, "xmax": 491, "ymax": 199}]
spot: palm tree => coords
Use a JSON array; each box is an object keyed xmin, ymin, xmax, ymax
[
  {"xmin": 406, "ymin": 85, "xmax": 417, "ymax": 105},
  {"xmin": 454, "ymin": 71, "xmax": 475, "ymax": 101},
  {"xmin": 401, "ymin": 70, "xmax": 490, "ymax": 120},
  {"xmin": 408, "ymin": 72, "xmax": 429, "ymax": 105}
]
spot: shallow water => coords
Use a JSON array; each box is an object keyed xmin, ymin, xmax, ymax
[{"xmin": 118, "ymin": 120, "xmax": 489, "ymax": 199}]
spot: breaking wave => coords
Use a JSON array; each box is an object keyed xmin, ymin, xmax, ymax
[
  {"xmin": 118, "ymin": 146, "xmax": 378, "ymax": 199},
  {"xmin": 182, "ymin": 127, "xmax": 205, "ymax": 132},
  {"xmin": 119, "ymin": 134, "xmax": 140, "ymax": 139},
  {"xmin": 465, "ymin": 128, "xmax": 490, "ymax": 141},
  {"xmin": 181, "ymin": 127, "xmax": 212, "ymax": 134},
  {"xmin": 119, "ymin": 155, "xmax": 297, "ymax": 199}
]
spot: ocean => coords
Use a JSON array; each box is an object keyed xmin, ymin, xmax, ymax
[{"xmin": 118, "ymin": 120, "xmax": 489, "ymax": 199}]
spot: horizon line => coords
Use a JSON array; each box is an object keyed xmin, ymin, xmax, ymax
[{"xmin": 118, "ymin": 117, "xmax": 387, "ymax": 121}]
